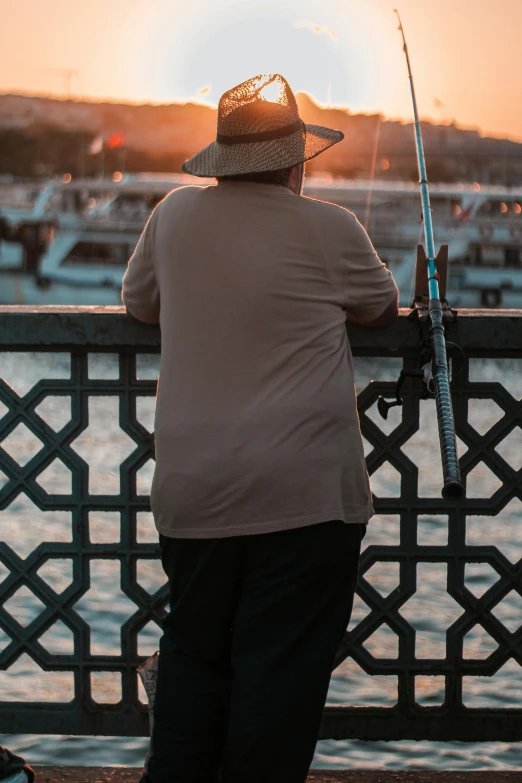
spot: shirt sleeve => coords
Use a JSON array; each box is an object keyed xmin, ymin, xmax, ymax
[
  {"xmin": 340, "ymin": 211, "xmax": 398, "ymax": 322},
  {"xmin": 121, "ymin": 209, "xmax": 160, "ymax": 324}
]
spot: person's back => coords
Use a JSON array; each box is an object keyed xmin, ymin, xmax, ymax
[
  {"xmin": 125, "ymin": 179, "xmax": 396, "ymax": 538},
  {"xmin": 122, "ymin": 74, "xmax": 398, "ymax": 783}
]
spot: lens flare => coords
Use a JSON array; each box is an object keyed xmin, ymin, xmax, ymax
[{"xmin": 295, "ymin": 20, "xmax": 338, "ymax": 42}]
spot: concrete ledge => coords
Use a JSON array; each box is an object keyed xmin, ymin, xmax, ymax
[
  {"xmin": 32, "ymin": 768, "xmax": 522, "ymax": 782},
  {"xmin": 1, "ymin": 307, "xmax": 521, "ymax": 358}
]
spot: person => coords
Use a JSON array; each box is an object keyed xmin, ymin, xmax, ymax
[{"xmin": 122, "ymin": 73, "xmax": 398, "ymax": 783}]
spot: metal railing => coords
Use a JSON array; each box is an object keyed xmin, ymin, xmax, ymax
[{"xmin": 0, "ymin": 306, "xmax": 521, "ymax": 741}]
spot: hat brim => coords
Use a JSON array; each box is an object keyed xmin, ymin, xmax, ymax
[{"xmin": 181, "ymin": 124, "xmax": 344, "ymax": 177}]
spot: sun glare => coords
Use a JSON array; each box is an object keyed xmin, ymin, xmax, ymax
[
  {"xmin": 260, "ymin": 79, "xmax": 284, "ymax": 104},
  {"xmin": 167, "ymin": 2, "xmax": 401, "ymax": 116},
  {"xmin": 295, "ymin": 20, "xmax": 339, "ymax": 42}
]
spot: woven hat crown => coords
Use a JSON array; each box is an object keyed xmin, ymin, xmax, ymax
[
  {"xmin": 217, "ymin": 74, "xmax": 300, "ymax": 139},
  {"xmin": 182, "ymin": 73, "xmax": 344, "ymax": 177}
]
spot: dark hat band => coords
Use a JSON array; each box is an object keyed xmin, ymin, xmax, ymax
[{"xmin": 216, "ymin": 119, "xmax": 304, "ymax": 145}]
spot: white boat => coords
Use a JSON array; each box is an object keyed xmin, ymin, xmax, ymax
[
  {"xmin": 305, "ymin": 178, "xmax": 522, "ymax": 307},
  {"xmin": 0, "ymin": 173, "xmax": 199, "ymax": 228},
  {"xmin": 0, "ymin": 175, "xmax": 196, "ymax": 305},
  {"xmin": 0, "ymin": 175, "xmax": 521, "ymax": 307},
  {"xmin": 0, "ymin": 228, "xmax": 141, "ymax": 306}
]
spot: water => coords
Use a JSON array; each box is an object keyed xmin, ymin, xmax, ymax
[
  {"xmin": 2, "ymin": 773, "xmax": 28, "ymax": 783},
  {"xmin": 1, "ymin": 353, "xmax": 521, "ymax": 771}
]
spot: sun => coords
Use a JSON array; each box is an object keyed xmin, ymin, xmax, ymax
[{"xmin": 120, "ymin": 0, "xmax": 408, "ymax": 116}]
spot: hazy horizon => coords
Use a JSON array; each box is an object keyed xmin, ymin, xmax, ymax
[{"xmin": 3, "ymin": 88, "xmax": 521, "ymax": 147}]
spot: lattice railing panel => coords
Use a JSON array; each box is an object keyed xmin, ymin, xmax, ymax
[
  {"xmin": 0, "ymin": 309, "xmax": 521, "ymax": 740},
  {"xmin": 0, "ymin": 349, "xmax": 165, "ymax": 735}
]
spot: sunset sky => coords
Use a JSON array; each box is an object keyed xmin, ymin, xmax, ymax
[{"xmin": 1, "ymin": 0, "xmax": 521, "ymax": 140}]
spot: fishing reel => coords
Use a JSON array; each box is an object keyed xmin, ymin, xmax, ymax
[
  {"xmin": 377, "ymin": 363, "xmax": 433, "ymax": 420},
  {"xmin": 377, "ymin": 243, "xmax": 453, "ymax": 421}
]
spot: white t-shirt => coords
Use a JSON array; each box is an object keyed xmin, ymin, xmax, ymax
[{"xmin": 122, "ymin": 181, "xmax": 398, "ymax": 538}]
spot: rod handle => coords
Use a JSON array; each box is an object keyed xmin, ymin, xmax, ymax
[{"xmin": 430, "ymin": 305, "xmax": 465, "ymax": 500}]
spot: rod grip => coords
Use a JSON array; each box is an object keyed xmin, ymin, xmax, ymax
[{"xmin": 429, "ymin": 305, "xmax": 465, "ymax": 499}]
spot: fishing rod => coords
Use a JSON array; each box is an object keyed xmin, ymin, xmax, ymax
[{"xmin": 392, "ymin": 9, "xmax": 464, "ymax": 500}]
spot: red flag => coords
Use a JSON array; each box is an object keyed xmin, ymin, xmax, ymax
[
  {"xmin": 459, "ymin": 205, "xmax": 473, "ymax": 222},
  {"xmin": 107, "ymin": 132, "xmax": 125, "ymax": 149}
]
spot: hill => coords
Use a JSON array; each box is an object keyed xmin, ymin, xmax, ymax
[{"xmin": 1, "ymin": 92, "xmax": 522, "ymax": 182}]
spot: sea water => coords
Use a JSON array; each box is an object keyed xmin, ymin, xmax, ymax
[{"xmin": 0, "ymin": 352, "xmax": 521, "ymax": 771}]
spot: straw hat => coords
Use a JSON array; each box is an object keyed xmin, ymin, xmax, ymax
[{"xmin": 182, "ymin": 74, "xmax": 344, "ymax": 177}]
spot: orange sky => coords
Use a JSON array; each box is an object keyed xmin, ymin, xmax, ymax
[{"xmin": 1, "ymin": 0, "xmax": 521, "ymax": 140}]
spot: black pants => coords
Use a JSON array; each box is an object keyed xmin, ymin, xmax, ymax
[{"xmin": 145, "ymin": 520, "xmax": 364, "ymax": 783}]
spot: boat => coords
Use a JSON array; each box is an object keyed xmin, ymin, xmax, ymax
[
  {"xmin": 0, "ymin": 175, "xmax": 198, "ymax": 305},
  {"xmin": 305, "ymin": 178, "xmax": 522, "ymax": 308},
  {"xmin": 0, "ymin": 175, "xmax": 521, "ymax": 307}
]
